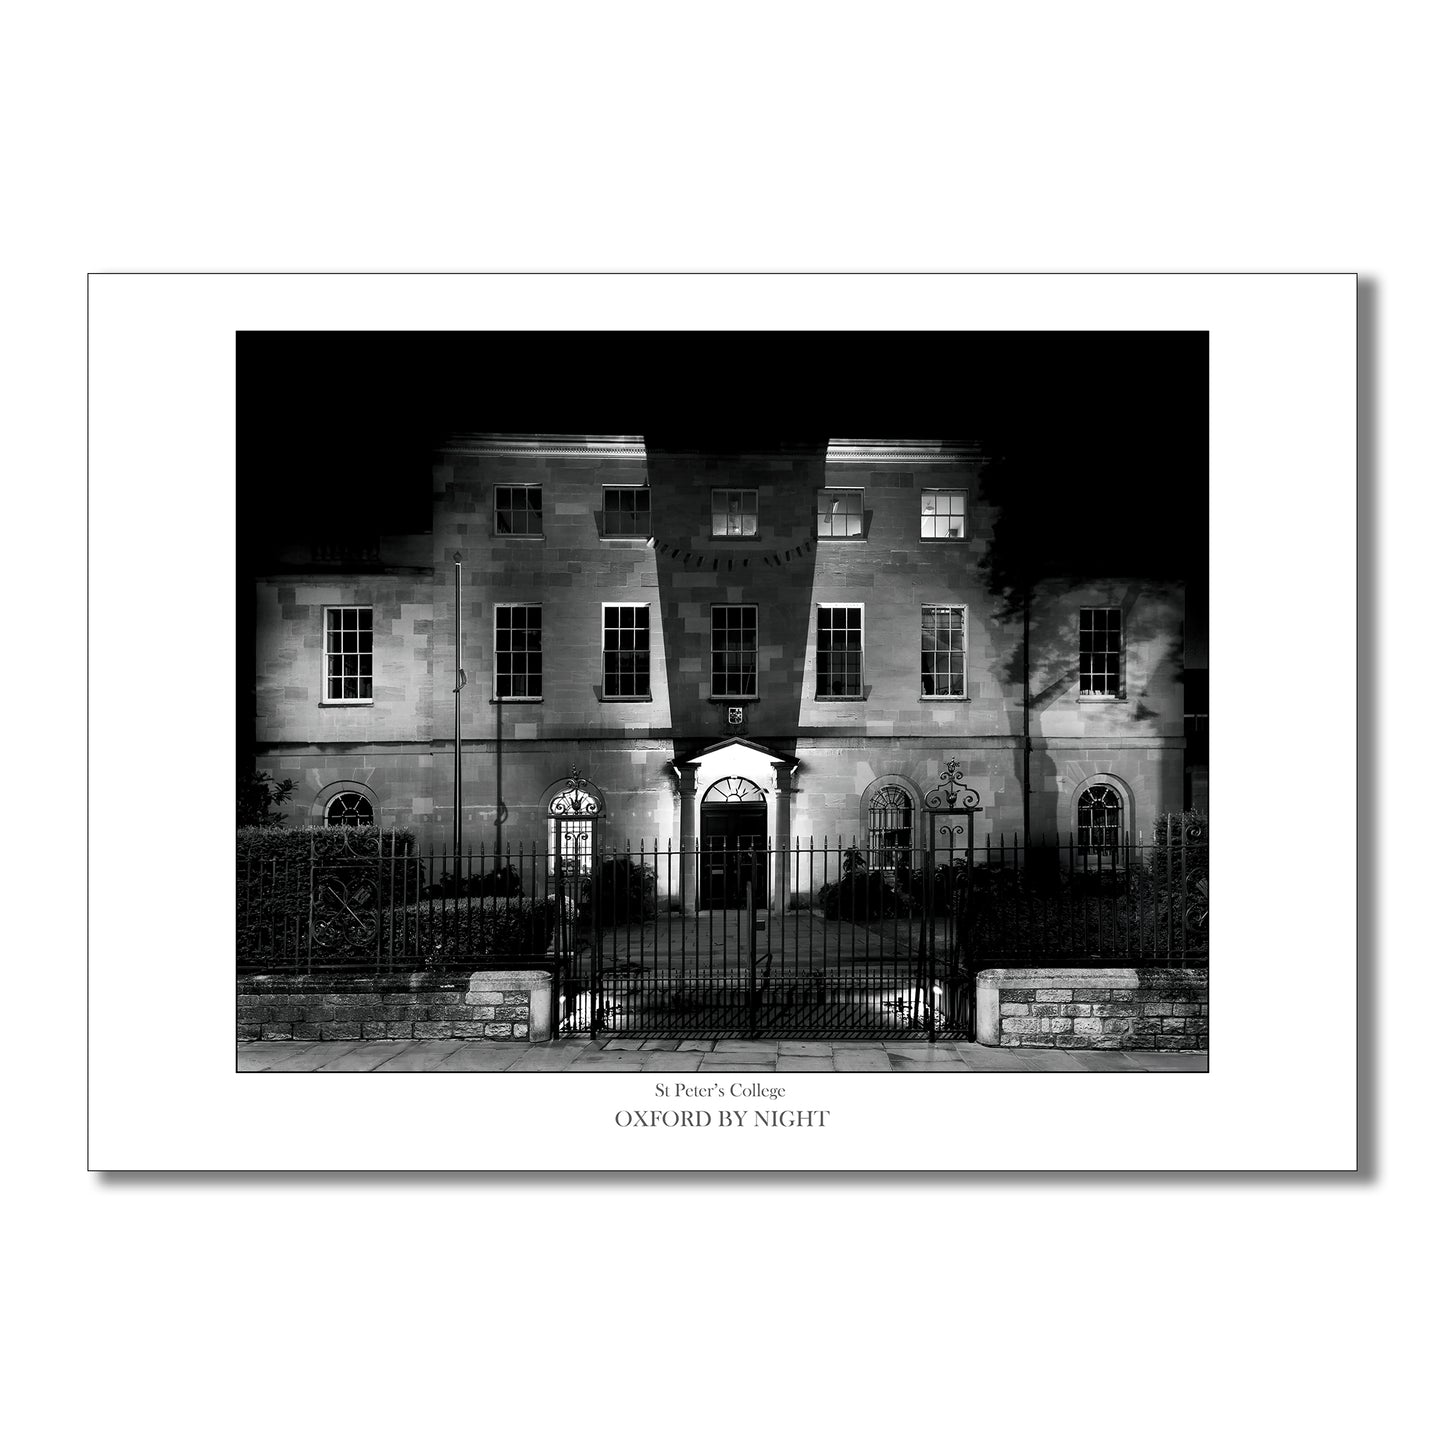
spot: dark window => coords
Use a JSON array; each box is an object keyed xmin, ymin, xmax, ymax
[
  {"xmin": 325, "ymin": 792, "xmax": 374, "ymax": 827},
  {"xmin": 816, "ymin": 605, "xmax": 863, "ymax": 697},
  {"xmin": 1078, "ymin": 784, "xmax": 1122, "ymax": 850},
  {"xmin": 495, "ymin": 604, "xmax": 542, "ymax": 699},
  {"xmin": 602, "ymin": 487, "xmax": 650, "ymax": 537},
  {"xmin": 816, "ymin": 488, "xmax": 864, "ymax": 538},
  {"xmin": 1079, "ymin": 607, "xmax": 1123, "ymax": 696},
  {"xmin": 324, "ymin": 606, "xmax": 373, "ymax": 702},
  {"xmin": 495, "ymin": 485, "xmax": 544, "ymax": 536},
  {"xmin": 603, "ymin": 605, "xmax": 650, "ymax": 698},
  {"xmin": 868, "ymin": 785, "xmax": 914, "ymax": 874},
  {"xmin": 921, "ymin": 605, "xmax": 967, "ymax": 696},
  {"xmin": 711, "ymin": 605, "xmax": 758, "ymax": 697}
]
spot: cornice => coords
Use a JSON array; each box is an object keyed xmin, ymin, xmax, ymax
[
  {"xmin": 440, "ymin": 433, "xmax": 647, "ymax": 460},
  {"xmin": 825, "ymin": 438, "xmax": 985, "ymax": 465}
]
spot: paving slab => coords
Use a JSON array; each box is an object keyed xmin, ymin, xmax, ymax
[
  {"xmin": 891, "ymin": 1059, "xmax": 976, "ymax": 1071},
  {"xmin": 713, "ymin": 1040, "xmax": 780, "ymax": 1055},
  {"xmin": 1013, "ymin": 1050, "xmax": 1092, "ymax": 1073},
  {"xmin": 370, "ymin": 1040, "xmax": 468, "ymax": 1072},
  {"xmin": 675, "ymin": 1040, "xmax": 716, "ymax": 1052},
  {"xmin": 832, "ymin": 1052, "xmax": 891, "ymax": 1072},
  {"xmin": 1117, "ymin": 1051, "xmax": 1208, "ymax": 1071},
  {"xmin": 777, "ymin": 1041, "xmax": 834, "ymax": 1056},
  {"xmin": 640, "ymin": 1040, "xmax": 681, "ymax": 1051},
  {"xmin": 642, "ymin": 1053, "xmax": 704, "ymax": 1072},
  {"xmin": 315, "ymin": 1042, "xmax": 412, "ymax": 1072},
  {"xmin": 603, "ymin": 1039, "xmax": 646, "ymax": 1051},
  {"xmin": 260, "ymin": 1042, "xmax": 367, "ymax": 1071},
  {"xmin": 564, "ymin": 1054, "xmax": 648, "ymax": 1071},
  {"xmin": 885, "ymin": 1045, "xmax": 965, "ymax": 1064},
  {"xmin": 429, "ymin": 1043, "xmax": 532, "ymax": 1072},
  {"xmin": 774, "ymin": 1056, "xmax": 836, "ymax": 1071},
  {"xmin": 698, "ymin": 1058, "xmax": 777, "ymax": 1071},
  {"xmin": 506, "ymin": 1046, "xmax": 590, "ymax": 1072}
]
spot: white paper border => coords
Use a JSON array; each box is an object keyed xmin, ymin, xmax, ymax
[{"xmin": 87, "ymin": 273, "xmax": 1356, "ymax": 1170}]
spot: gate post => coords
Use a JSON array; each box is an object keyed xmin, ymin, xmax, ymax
[
  {"xmin": 922, "ymin": 760, "xmax": 983, "ymax": 1040},
  {"xmin": 676, "ymin": 762, "xmax": 699, "ymax": 916}
]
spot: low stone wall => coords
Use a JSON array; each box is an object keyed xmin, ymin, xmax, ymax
[
  {"xmin": 975, "ymin": 967, "xmax": 1208, "ymax": 1050},
  {"xmin": 237, "ymin": 968, "xmax": 553, "ymax": 1044}
]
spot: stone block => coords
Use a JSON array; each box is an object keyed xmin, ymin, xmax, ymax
[
  {"xmin": 321, "ymin": 1022, "xmax": 361, "ymax": 1041},
  {"xmin": 1035, "ymin": 989, "xmax": 1073, "ymax": 1003},
  {"xmin": 1062, "ymin": 1003, "xmax": 1095, "ymax": 1018},
  {"xmin": 361, "ymin": 1021, "xmax": 389, "ymax": 1039},
  {"xmin": 292, "ymin": 1022, "xmax": 322, "ymax": 1041},
  {"xmin": 1000, "ymin": 1002, "xmax": 1030, "ymax": 1016},
  {"xmin": 1072, "ymin": 1017, "xmax": 1104, "ymax": 1035},
  {"xmin": 483, "ymin": 1023, "xmax": 516, "ymax": 1039},
  {"xmin": 1032, "ymin": 1003, "xmax": 1062, "ymax": 1018},
  {"xmin": 1073, "ymin": 988, "xmax": 1112, "ymax": 1002}
]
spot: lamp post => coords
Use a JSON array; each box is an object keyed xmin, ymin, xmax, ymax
[{"xmin": 452, "ymin": 552, "xmax": 464, "ymax": 861}]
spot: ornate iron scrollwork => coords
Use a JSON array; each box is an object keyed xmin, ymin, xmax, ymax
[
  {"xmin": 922, "ymin": 759, "xmax": 981, "ymax": 813},
  {"xmin": 548, "ymin": 767, "xmax": 600, "ymax": 817}
]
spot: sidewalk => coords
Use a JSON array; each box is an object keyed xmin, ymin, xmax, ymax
[{"xmin": 239, "ymin": 1038, "xmax": 1207, "ymax": 1073}]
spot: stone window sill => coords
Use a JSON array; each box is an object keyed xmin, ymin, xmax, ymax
[
  {"xmin": 319, "ymin": 699, "xmax": 374, "ymax": 707},
  {"xmin": 492, "ymin": 696, "xmax": 544, "ymax": 704}
]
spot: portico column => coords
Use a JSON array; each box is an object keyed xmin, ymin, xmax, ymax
[
  {"xmin": 771, "ymin": 760, "xmax": 794, "ymax": 915},
  {"xmin": 676, "ymin": 762, "xmax": 699, "ymax": 916}
]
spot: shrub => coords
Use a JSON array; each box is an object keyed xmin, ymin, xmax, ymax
[
  {"xmin": 818, "ymin": 863, "xmax": 904, "ymax": 922},
  {"xmin": 387, "ymin": 896, "xmax": 559, "ymax": 961},
  {"xmin": 422, "ymin": 863, "xmax": 524, "ymax": 900},
  {"xmin": 581, "ymin": 856, "xmax": 657, "ymax": 925}
]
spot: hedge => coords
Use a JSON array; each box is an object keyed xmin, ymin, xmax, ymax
[
  {"xmin": 386, "ymin": 896, "xmax": 559, "ymax": 961},
  {"xmin": 237, "ymin": 826, "xmax": 421, "ymax": 962}
]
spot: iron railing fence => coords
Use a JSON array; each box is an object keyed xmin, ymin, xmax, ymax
[{"xmin": 238, "ymin": 825, "xmax": 1207, "ymax": 1040}]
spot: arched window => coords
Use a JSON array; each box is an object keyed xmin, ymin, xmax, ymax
[
  {"xmin": 547, "ymin": 772, "xmax": 602, "ymax": 879},
  {"xmin": 1077, "ymin": 784, "xmax": 1122, "ymax": 850},
  {"xmin": 325, "ymin": 792, "xmax": 374, "ymax": 827},
  {"xmin": 868, "ymin": 784, "xmax": 914, "ymax": 873}
]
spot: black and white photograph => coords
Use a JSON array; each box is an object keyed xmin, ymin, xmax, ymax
[{"xmin": 234, "ymin": 330, "xmax": 1209, "ymax": 1077}]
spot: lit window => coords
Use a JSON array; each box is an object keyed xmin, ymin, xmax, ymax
[
  {"xmin": 495, "ymin": 485, "xmax": 543, "ymax": 536},
  {"xmin": 324, "ymin": 606, "xmax": 373, "ymax": 702},
  {"xmin": 551, "ymin": 819, "xmax": 593, "ymax": 879},
  {"xmin": 868, "ymin": 785, "xmax": 914, "ymax": 874},
  {"xmin": 816, "ymin": 488, "xmax": 864, "ymax": 538},
  {"xmin": 602, "ymin": 487, "xmax": 650, "ymax": 537},
  {"xmin": 711, "ymin": 489, "xmax": 758, "ymax": 537},
  {"xmin": 1078, "ymin": 784, "xmax": 1122, "ymax": 850},
  {"xmin": 603, "ymin": 605, "xmax": 650, "ymax": 699},
  {"xmin": 920, "ymin": 489, "xmax": 967, "ymax": 539},
  {"xmin": 816, "ymin": 606, "xmax": 863, "ymax": 697},
  {"xmin": 325, "ymin": 792, "xmax": 374, "ymax": 827},
  {"xmin": 921, "ymin": 606, "xmax": 967, "ymax": 697},
  {"xmin": 1079, "ymin": 607, "xmax": 1123, "ymax": 697},
  {"xmin": 495, "ymin": 604, "xmax": 542, "ymax": 699},
  {"xmin": 711, "ymin": 605, "xmax": 758, "ymax": 698}
]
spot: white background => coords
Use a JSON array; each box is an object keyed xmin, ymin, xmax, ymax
[
  {"xmin": 89, "ymin": 272, "xmax": 1354, "ymax": 1173},
  {"xmin": 8, "ymin": 3, "xmax": 1437, "ymax": 1443}
]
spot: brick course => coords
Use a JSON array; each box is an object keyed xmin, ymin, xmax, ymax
[
  {"xmin": 976, "ymin": 967, "xmax": 1207, "ymax": 1050},
  {"xmin": 235, "ymin": 969, "xmax": 551, "ymax": 1043}
]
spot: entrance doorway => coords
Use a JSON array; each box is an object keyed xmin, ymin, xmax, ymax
[{"xmin": 699, "ymin": 776, "xmax": 767, "ymax": 909}]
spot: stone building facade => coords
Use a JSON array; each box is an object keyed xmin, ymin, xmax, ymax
[{"xmin": 251, "ymin": 435, "xmax": 1185, "ymax": 909}]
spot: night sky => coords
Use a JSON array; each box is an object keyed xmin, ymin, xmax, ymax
[{"xmin": 236, "ymin": 330, "xmax": 1208, "ymax": 767}]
